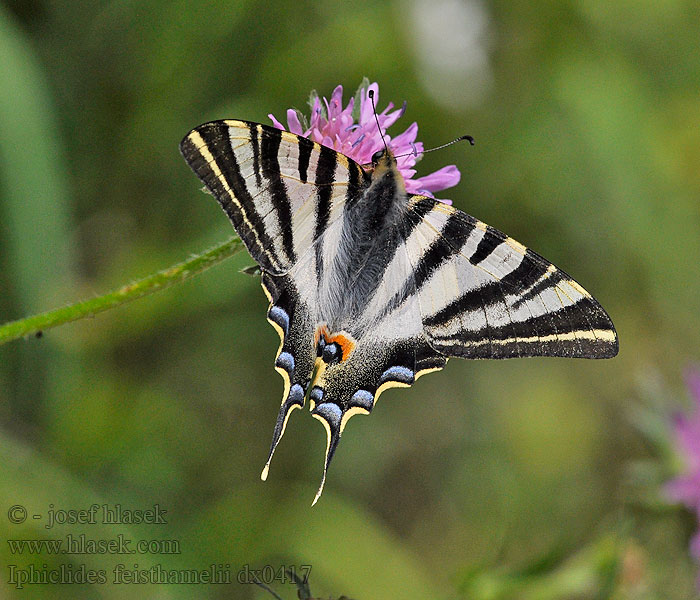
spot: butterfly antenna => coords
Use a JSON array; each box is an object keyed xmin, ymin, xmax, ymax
[
  {"xmin": 368, "ymin": 89, "xmax": 389, "ymax": 153},
  {"xmin": 393, "ymin": 134, "xmax": 475, "ymax": 160}
]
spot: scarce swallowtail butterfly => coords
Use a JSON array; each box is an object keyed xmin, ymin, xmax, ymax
[{"xmin": 181, "ymin": 93, "xmax": 618, "ymax": 504}]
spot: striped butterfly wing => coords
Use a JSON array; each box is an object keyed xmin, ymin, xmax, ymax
[
  {"xmin": 181, "ymin": 120, "xmax": 376, "ymax": 495},
  {"xmin": 401, "ymin": 198, "xmax": 618, "ymax": 359},
  {"xmin": 180, "ymin": 120, "xmax": 363, "ymax": 275},
  {"xmin": 181, "ymin": 119, "xmax": 618, "ymax": 503}
]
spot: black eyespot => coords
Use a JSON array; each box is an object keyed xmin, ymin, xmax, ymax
[
  {"xmin": 321, "ymin": 342, "xmax": 342, "ymax": 365},
  {"xmin": 371, "ymin": 149, "xmax": 384, "ymax": 164}
]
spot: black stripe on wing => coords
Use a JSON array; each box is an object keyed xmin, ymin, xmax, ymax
[
  {"xmin": 249, "ymin": 124, "xmax": 263, "ymax": 187},
  {"xmin": 399, "ymin": 202, "xmax": 618, "ymax": 360},
  {"xmin": 430, "ymin": 298, "xmax": 616, "ymax": 358},
  {"xmin": 313, "ymin": 145, "xmax": 338, "ymax": 285},
  {"xmin": 468, "ymin": 224, "xmax": 505, "ymax": 265},
  {"xmin": 297, "ymin": 136, "xmax": 314, "ymax": 183},
  {"xmin": 378, "ymin": 199, "xmax": 474, "ymax": 318},
  {"xmin": 422, "ymin": 253, "xmax": 548, "ymax": 327},
  {"xmin": 259, "ymin": 126, "xmax": 296, "ymax": 264},
  {"xmin": 180, "ymin": 121, "xmax": 284, "ymax": 273}
]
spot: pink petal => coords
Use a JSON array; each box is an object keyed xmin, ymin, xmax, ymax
[
  {"xmin": 340, "ymin": 97, "xmax": 355, "ymax": 121},
  {"xmin": 379, "ymin": 101, "xmax": 394, "ymax": 116},
  {"xmin": 381, "ymin": 105, "xmax": 409, "ymax": 130},
  {"xmin": 286, "ymin": 109, "xmax": 304, "ymax": 135},
  {"xmin": 308, "ymin": 98, "xmax": 323, "ymax": 129},
  {"xmin": 408, "ymin": 164, "xmax": 461, "ymax": 194},
  {"xmin": 338, "ymin": 111, "xmax": 354, "ymax": 133},
  {"xmin": 310, "ymin": 127, "xmax": 324, "ymax": 145},
  {"xmin": 360, "ymin": 83, "xmax": 380, "ymax": 127},
  {"xmin": 666, "ymin": 475, "xmax": 700, "ymax": 506},
  {"xmin": 268, "ymin": 113, "xmax": 285, "ymax": 130},
  {"xmin": 391, "ymin": 122, "xmax": 419, "ymax": 150},
  {"xmin": 329, "ymin": 85, "xmax": 344, "ymax": 119}
]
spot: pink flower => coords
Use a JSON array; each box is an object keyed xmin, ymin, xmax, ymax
[
  {"xmin": 667, "ymin": 370, "xmax": 700, "ymax": 572},
  {"xmin": 269, "ymin": 82, "xmax": 460, "ymax": 203}
]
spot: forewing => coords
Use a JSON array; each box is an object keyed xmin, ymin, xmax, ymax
[
  {"xmin": 180, "ymin": 119, "xmax": 364, "ymax": 275},
  {"xmin": 401, "ymin": 197, "xmax": 618, "ymax": 359}
]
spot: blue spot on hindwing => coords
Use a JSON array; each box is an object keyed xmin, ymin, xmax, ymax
[
  {"xmin": 315, "ymin": 402, "xmax": 342, "ymax": 428},
  {"xmin": 310, "ymin": 386, "xmax": 325, "ymax": 404},
  {"xmin": 379, "ymin": 365, "xmax": 415, "ymax": 385},
  {"xmin": 350, "ymin": 390, "xmax": 374, "ymax": 411},
  {"xmin": 275, "ymin": 351, "xmax": 295, "ymax": 374},
  {"xmin": 288, "ymin": 383, "xmax": 305, "ymax": 404},
  {"xmin": 268, "ymin": 306, "xmax": 289, "ymax": 335}
]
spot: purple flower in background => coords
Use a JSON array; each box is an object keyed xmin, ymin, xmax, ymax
[
  {"xmin": 269, "ymin": 82, "xmax": 460, "ymax": 202},
  {"xmin": 667, "ymin": 371, "xmax": 700, "ymax": 564}
]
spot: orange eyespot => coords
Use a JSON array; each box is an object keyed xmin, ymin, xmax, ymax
[
  {"xmin": 315, "ymin": 325, "xmax": 356, "ymax": 363},
  {"xmin": 330, "ymin": 333, "xmax": 355, "ymax": 362}
]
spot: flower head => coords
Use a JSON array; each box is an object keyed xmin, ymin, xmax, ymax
[
  {"xmin": 269, "ymin": 81, "xmax": 460, "ymax": 202},
  {"xmin": 667, "ymin": 370, "xmax": 700, "ymax": 563}
]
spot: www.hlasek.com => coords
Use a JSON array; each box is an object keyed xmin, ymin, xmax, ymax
[{"xmin": 7, "ymin": 534, "xmax": 180, "ymax": 556}]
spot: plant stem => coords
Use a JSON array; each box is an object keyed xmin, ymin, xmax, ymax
[{"xmin": 0, "ymin": 236, "xmax": 243, "ymax": 346}]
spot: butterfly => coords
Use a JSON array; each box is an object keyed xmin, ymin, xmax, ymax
[{"xmin": 180, "ymin": 119, "xmax": 618, "ymax": 503}]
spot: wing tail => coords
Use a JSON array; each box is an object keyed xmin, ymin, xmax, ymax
[
  {"xmin": 261, "ymin": 382, "xmax": 306, "ymax": 481},
  {"xmin": 310, "ymin": 402, "xmax": 343, "ymax": 506},
  {"xmin": 260, "ymin": 274, "xmax": 316, "ymax": 480}
]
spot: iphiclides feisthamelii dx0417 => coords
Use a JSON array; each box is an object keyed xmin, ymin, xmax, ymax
[{"xmin": 180, "ymin": 85, "xmax": 618, "ymax": 504}]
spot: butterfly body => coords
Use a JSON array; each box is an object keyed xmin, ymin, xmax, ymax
[{"xmin": 181, "ymin": 119, "xmax": 618, "ymax": 502}]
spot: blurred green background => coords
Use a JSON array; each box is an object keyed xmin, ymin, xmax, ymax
[{"xmin": 1, "ymin": 1, "xmax": 699, "ymax": 598}]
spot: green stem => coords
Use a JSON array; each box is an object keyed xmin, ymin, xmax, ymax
[{"xmin": 0, "ymin": 237, "xmax": 243, "ymax": 346}]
